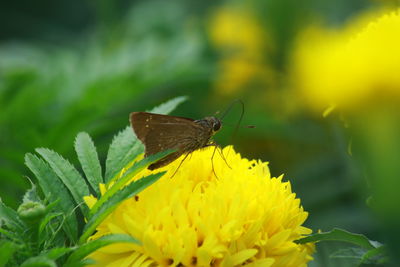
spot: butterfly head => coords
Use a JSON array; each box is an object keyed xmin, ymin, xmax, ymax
[{"xmin": 205, "ymin": 117, "xmax": 222, "ymax": 133}]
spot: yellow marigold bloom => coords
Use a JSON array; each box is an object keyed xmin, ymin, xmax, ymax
[
  {"xmin": 213, "ymin": 58, "xmax": 274, "ymax": 96},
  {"xmin": 208, "ymin": 7, "xmax": 275, "ymax": 95},
  {"xmin": 209, "ymin": 8, "xmax": 265, "ymax": 57},
  {"xmin": 291, "ymin": 9, "xmax": 400, "ymax": 112},
  {"xmin": 85, "ymin": 146, "xmax": 314, "ymax": 267}
]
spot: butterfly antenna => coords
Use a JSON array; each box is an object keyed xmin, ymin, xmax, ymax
[
  {"xmin": 219, "ymin": 100, "xmax": 245, "ymax": 158},
  {"xmin": 219, "ymin": 99, "xmax": 242, "ymax": 120}
]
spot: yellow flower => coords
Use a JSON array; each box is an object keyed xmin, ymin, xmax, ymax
[
  {"xmin": 85, "ymin": 146, "xmax": 314, "ymax": 266},
  {"xmin": 213, "ymin": 58, "xmax": 274, "ymax": 95},
  {"xmin": 208, "ymin": 7, "xmax": 275, "ymax": 95},
  {"xmin": 291, "ymin": 9, "xmax": 400, "ymax": 113},
  {"xmin": 209, "ymin": 8, "xmax": 265, "ymax": 57}
]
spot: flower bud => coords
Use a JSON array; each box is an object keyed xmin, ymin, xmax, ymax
[{"xmin": 17, "ymin": 201, "xmax": 46, "ymax": 222}]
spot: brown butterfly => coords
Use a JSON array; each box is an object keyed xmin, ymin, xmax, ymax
[{"xmin": 130, "ymin": 112, "xmax": 222, "ymax": 170}]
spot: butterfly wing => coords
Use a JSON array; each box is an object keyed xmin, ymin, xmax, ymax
[
  {"xmin": 130, "ymin": 112, "xmax": 206, "ymax": 160},
  {"xmin": 131, "ymin": 112, "xmax": 194, "ymax": 147}
]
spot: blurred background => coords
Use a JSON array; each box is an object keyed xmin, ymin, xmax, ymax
[{"xmin": 1, "ymin": 0, "xmax": 398, "ymax": 266}]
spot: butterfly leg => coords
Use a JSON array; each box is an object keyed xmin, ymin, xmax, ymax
[
  {"xmin": 205, "ymin": 142, "xmax": 232, "ymax": 169},
  {"xmin": 210, "ymin": 145, "xmax": 219, "ymax": 179},
  {"xmin": 169, "ymin": 153, "xmax": 191, "ymax": 178},
  {"xmin": 217, "ymin": 146, "xmax": 232, "ymax": 169}
]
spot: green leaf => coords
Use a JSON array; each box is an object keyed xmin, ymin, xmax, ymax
[
  {"xmin": 329, "ymin": 246, "xmax": 388, "ymax": 265},
  {"xmin": 35, "ymin": 148, "xmax": 90, "ymax": 217},
  {"xmin": 295, "ymin": 228, "xmax": 380, "ymax": 250},
  {"xmin": 360, "ymin": 246, "xmax": 388, "ymax": 264},
  {"xmin": 22, "ymin": 185, "xmax": 41, "ymax": 203},
  {"xmin": 0, "ymin": 240, "xmax": 20, "ymax": 267},
  {"xmin": 330, "ymin": 247, "xmax": 367, "ymax": 259},
  {"xmin": 25, "ymin": 153, "xmax": 78, "ymax": 242},
  {"xmin": 0, "ymin": 200, "xmax": 24, "ymax": 231},
  {"xmin": 20, "ymin": 256, "xmax": 57, "ymax": 267},
  {"xmin": 104, "ymin": 126, "xmax": 142, "ymax": 183},
  {"xmin": 43, "ymin": 200, "xmax": 60, "ymax": 216},
  {"xmin": 66, "ymin": 234, "xmax": 139, "ymax": 266},
  {"xmin": 38, "ymin": 212, "xmax": 64, "ymax": 243},
  {"xmin": 75, "ymin": 132, "xmax": 103, "ymax": 196},
  {"xmin": 79, "ymin": 172, "xmax": 164, "ymax": 244},
  {"xmin": 0, "ymin": 228, "xmax": 17, "ymax": 240},
  {"xmin": 78, "ymin": 258, "xmax": 96, "ymax": 266},
  {"xmin": 40, "ymin": 247, "xmax": 75, "ymax": 260},
  {"xmin": 38, "ymin": 211, "xmax": 62, "ymax": 233},
  {"xmin": 91, "ymin": 148, "xmax": 175, "ymax": 217},
  {"xmin": 148, "ymin": 96, "xmax": 187, "ymax": 114}
]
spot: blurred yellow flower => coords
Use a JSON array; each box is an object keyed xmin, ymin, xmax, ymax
[
  {"xmin": 214, "ymin": 58, "xmax": 273, "ymax": 95},
  {"xmin": 209, "ymin": 8, "xmax": 264, "ymax": 57},
  {"xmin": 209, "ymin": 7, "xmax": 274, "ymax": 95},
  {"xmin": 85, "ymin": 146, "xmax": 314, "ymax": 266},
  {"xmin": 291, "ymin": 9, "xmax": 400, "ymax": 112}
]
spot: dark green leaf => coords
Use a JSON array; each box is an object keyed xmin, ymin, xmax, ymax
[
  {"xmin": 35, "ymin": 148, "xmax": 90, "ymax": 217},
  {"xmin": 295, "ymin": 228, "xmax": 379, "ymax": 250},
  {"xmin": 0, "ymin": 200, "xmax": 24, "ymax": 231},
  {"xmin": 75, "ymin": 132, "xmax": 103, "ymax": 196},
  {"xmin": 25, "ymin": 153, "xmax": 78, "ymax": 242},
  {"xmin": 90, "ymin": 149, "xmax": 175, "ymax": 217},
  {"xmin": 148, "ymin": 96, "xmax": 187, "ymax": 114},
  {"xmin": 0, "ymin": 240, "xmax": 20, "ymax": 267},
  {"xmin": 66, "ymin": 234, "xmax": 139, "ymax": 266},
  {"xmin": 79, "ymin": 172, "xmax": 164, "ymax": 244},
  {"xmin": 104, "ymin": 126, "xmax": 142, "ymax": 183}
]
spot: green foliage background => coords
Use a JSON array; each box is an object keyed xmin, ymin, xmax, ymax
[{"xmin": 0, "ymin": 0, "xmax": 394, "ymax": 266}]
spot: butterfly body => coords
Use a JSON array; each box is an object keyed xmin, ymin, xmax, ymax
[{"xmin": 130, "ymin": 112, "xmax": 221, "ymax": 170}]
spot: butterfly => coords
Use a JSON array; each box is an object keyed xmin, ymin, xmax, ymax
[{"xmin": 130, "ymin": 112, "xmax": 222, "ymax": 170}]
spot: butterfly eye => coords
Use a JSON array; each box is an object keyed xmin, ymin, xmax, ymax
[{"xmin": 213, "ymin": 120, "xmax": 221, "ymax": 131}]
